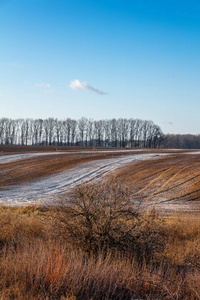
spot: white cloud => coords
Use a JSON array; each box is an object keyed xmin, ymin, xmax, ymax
[
  {"xmin": 163, "ymin": 120, "xmax": 173, "ymax": 125},
  {"xmin": 35, "ymin": 83, "xmax": 51, "ymax": 89},
  {"xmin": 69, "ymin": 79, "xmax": 106, "ymax": 95}
]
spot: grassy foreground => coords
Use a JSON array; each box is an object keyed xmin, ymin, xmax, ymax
[{"xmin": 0, "ymin": 182, "xmax": 199, "ymax": 299}]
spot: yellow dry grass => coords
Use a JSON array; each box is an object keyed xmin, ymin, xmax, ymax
[{"xmin": 0, "ymin": 182, "xmax": 199, "ymax": 299}]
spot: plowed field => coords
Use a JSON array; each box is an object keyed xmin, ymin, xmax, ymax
[
  {"xmin": 111, "ymin": 153, "xmax": 200, "ymax": 211},
  {"xmin": 0, "ymin": 145, "xmax": 199, "ymax": 211}
]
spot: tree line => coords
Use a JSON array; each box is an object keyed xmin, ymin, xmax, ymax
[
  {"xmin": 0, "ymin": 117, "xmax": 163, "ymax": 148},
  {"xmin": 161, "ymin": 134, "xmax": 200, "ymax": 149}
]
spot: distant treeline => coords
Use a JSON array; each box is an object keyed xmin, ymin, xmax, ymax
[
  {"xmin": 161, "ymin": 134, "xmax": 200, "ymax": 149},
  {"xmin": 0, "ymin": 117, "xmax": 199, "ymax": 149},
  {"xmin": 0, "ymin": 117, "xmax": 162, "ymax": 148}
]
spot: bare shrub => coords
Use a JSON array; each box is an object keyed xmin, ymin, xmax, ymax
[{"xmin": 53, "ymin": 182, "xmax": 166, "ymax": 263}]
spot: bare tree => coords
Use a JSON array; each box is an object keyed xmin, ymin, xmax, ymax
[
  {"xmin": 111, "ymin": 119, "xmax": 118, "ymax": 147},
  {"xmin": 87, "ymin": 120, "xmax": 94, "ymax": 147},
  {"xmin": 54, "ymin": 119, "xmax": 63, "ymax": 146},
  {"xmin": 43, "ymin": 118, "xmax": 56, "ymax": 146},
  {"xmin": 103, "ymin": 120, "xmax": 111, "ymax": 147},
  {"xmin": 78, "ymin": 117, "xmax": 87, "ymax": 146}
]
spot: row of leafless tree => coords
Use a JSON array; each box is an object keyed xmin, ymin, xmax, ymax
[
  {"xmin": 0, "ymin": 117, "xmax": 163, "ymax": 148},
  {"xmin": 161, "ymin": 134, "xmax": 200, "ymax": 149}
]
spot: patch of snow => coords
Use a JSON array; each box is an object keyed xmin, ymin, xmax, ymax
[
  {"xmin": 0, "ymin": 152, "xmax": 67, "ymax": 164},
  {"xmin": 0, "ymin": 150, "xmax": 143, "ymax": 164},
  {"xmin": 0, "ymin": 153, "xmax": 162, "ymax": 206}
]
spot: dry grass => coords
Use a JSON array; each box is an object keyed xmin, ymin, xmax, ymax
[
  {"xmin": 0, "ymin": 183, "xmax": 199, "ymax": 299},
  {"xmin": 111, "ymin": 154, "xmax": 200, "ymax": 205}
]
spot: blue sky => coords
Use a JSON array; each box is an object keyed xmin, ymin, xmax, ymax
[{"xmin": 0, "ymin": 0, "xmax": 200, "ymax": 134}]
